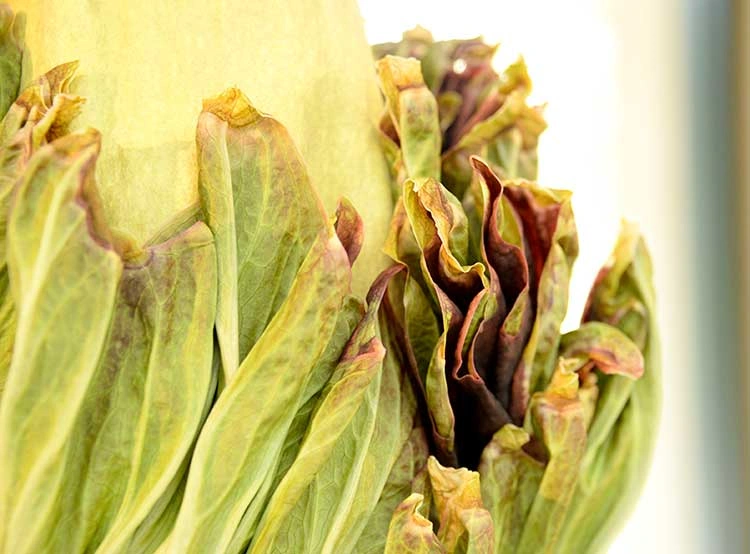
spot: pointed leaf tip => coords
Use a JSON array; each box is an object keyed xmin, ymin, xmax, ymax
[{"xmin": 334, "ymin": 197, "xmax": 364, "ymax": 266}]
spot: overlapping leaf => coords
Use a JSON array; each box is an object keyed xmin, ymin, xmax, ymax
[
  {"xmin": 0, "ymin": 128, "xmax": 218, "ymax": 553},
  {"xmin": 354, "ymin": 423, "xmax": 432, "ymax": 554},
  {"xmin": 376, "ymin": 55, "xmax": 441, "ymax": 185},
  {"xmin": 479, "ymin": 425, "xmax": 543, "ymax": 554},
  {"xmin": 197, "ymin": 88, "xmax": 329, "ymax": 381},
  {"xmin": 0, "ymin": 131, "xmax": 122, "ymax": 553},
  {"xmin": 374, "ymin": 28, "xmax": 547, "ymax": 199},
  {"xmin": 0, "ymin": 61, "xmax": 85, "ymax": 396},
  {"xmin": 165, "ymin": 89, "xmax": 367, "ymax": 553},
  {"xmin": 386, "ymin": 155, "xmax": 578, "ymax": 468},
  {"xmin": 0, "ymin": 11, "xmax": 662, "ymax": 554},
  {"xmin": 557, "ymin": 223, "xmax": 660, "ymax": 553},
  {"xmin": 372, "ymin": 43, "xmax": 657, "ymax": 554},
  {"xmin": 249, "ymin": 266, "xmax": 417, "ymax": 553},
  {"xmin": 427, "ymin": 457, "xmax": 494, "ymax": 553}
]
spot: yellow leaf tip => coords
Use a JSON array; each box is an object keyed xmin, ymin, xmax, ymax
[{"xmin": 202, "ymin": 87, "xmax": 261, "ymax": 127}]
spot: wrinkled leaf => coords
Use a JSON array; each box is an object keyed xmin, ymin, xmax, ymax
[
  {"xmin": 427, "ymin": 456, "xmax": 495, "ymax": 553},
  {"xmin": 508, "ymin": 181, "xmax": 578, "ymax": 422},
  {"xmin": 442, "ymin": 91, "xmax": 525, "ymax": 199},
  {"xmin": 560, "ymin": 321, "xmax": 644, "ymax": 380},
  {"xmin": 384, "ymin": 493, "xmax": 446, "ymax": 554},
  {"xmin": 451, "ymin": 159, "xmax": 528, "ymax": 466},
  {"xmin": 374, "ymin": 32, "xmax": 546, "ymax": 199}
]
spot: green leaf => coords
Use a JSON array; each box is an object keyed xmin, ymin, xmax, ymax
[
  {"xmin": 260, "ymin": 292, "xmax": 363, "ymax": 498},
  {"xmin": 486, "ymin": 104, "xmax": 546, "ymax": 181},
  {"xmin": 559, "ymin": 321, "xmax": 644, "ymax": 380},
  {"xmin": 248, "ymin": 334, "xmax": 384, "ymax": 553},
  {"xmin": 197, "ymin": 88, "xmax": 328, "ymax": 381},
  {"xmin": 223, "ymin": 294, "xmax": 363, "ymax": 554},
  {"xmin": 166, "ymin": 223, "xmax": 354, "ymax": 553},
  {"xmin": 404, "ymin": 275, "xmax": 441, "ymax": 381},
  {"xmin": 437, "ymin": 92, "xmax": 462, "ymax": 134},
  {"xmin": 0, "ymin": 127, "xmax": 218, "ymax": 553},
  {"xmin": 249, "ymin": 265, "xmax": 417, "ymax": 553},
  {"xmin": 353, "ymin": 424, "xmax": 431, "ymax": 554},
  {"xmin": 516, "ymin": 361, "xmax": 587, "ymax": 554},
  {"xmin": 478, "ymin": 425, "xmax": 544, "ymax": 554},
  {"xmin": 441, "ymin": 91, "xmax": 525, "ymax": 199},
  {"xmin": 258, "ymin": 202, "xmax": 366, "ymax": 515},
  {"xmin": 384, "ymin": 493, "xmax": 446, "ymax": 554},
  {"xmin": 0, "ymin": 62, "xmax": 85, "ymax": 398},
  {"xmin": 557, "ymin": 222, "xmax": 660, "ymax": 553},
  {"xmin": 0, "ymin": 131, "xmax": 123, "ymax": 553},
  {"xmin": 80, "ymin": 223, "xmax": 217, "ymax": 554},
  {"xmin": 125, "ymin": 466, "xmax": 190, "ymax": 554},
  {"xmin": 376, "ymin": 55, "xmax": 441, "ymax": 182},
  {"xmin": 333, "ymin": 288, "xmax": 420, "ymax": 552},
  {"xmin": 126, "ymin": 364, "xmax": 220, "ymax": 554},
  {"xmin": 405, "ymin": 178, "xmax": 475, "ymax": 273},
  {"xmin": 0, "ymin": 4, "xmax": 24, "ymax": 119}
]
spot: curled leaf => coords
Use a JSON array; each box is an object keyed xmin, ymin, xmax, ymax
[
  {"xmin": 508, "ymin": 180, "xmax": 578, "ymax": 422},
  {"xmin": 384, "ymin": 493, "xmax": 446, "ymax": 554},
  {"xmin": 560, "ymin": 321, "xmax": 644, "ymax": 380},
  {"xmin": 374, "ymin": 32, "xmax": 546, "ymax": 197},
  {"xmin": 427, "ymin": 457, "xmax": 495, "ymax": 553},
  {"xmin": 376, "ymin": 55, "xmax": 441, "ymax": 183},
  {"xmin": 557, "ymin": 223, "xmax": 660, "ymax": 553},
  {"xmin": 335, "ymin": 196, "xmax": 365, "ymax": 265},
  {"xmin": 0, "ymin": 61, "xmax": 86, "ymax": 397}
]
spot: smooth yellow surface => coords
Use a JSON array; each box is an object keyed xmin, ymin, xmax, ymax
[{"xmin": 10, "ymin": 0, "xmax": 392, "ymax": 291}]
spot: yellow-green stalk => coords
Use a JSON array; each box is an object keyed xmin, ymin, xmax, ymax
[{"xmin": 9, "ymin": 0, "xmax": 392, "ymax": 291}]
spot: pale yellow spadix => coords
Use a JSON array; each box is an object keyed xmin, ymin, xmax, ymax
[{"xmin": 9, "ymin": 0, "xmax": 391, "ymax": 290}]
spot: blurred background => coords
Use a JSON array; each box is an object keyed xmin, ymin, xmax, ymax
[{"xmin": 361, "ymin": 0, "xmax": 748, "ymax": 552}]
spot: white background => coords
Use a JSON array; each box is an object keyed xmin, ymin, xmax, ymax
[{"xmin": 361, "ymin": 1, "xmax": 699, "ymax": 552}]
